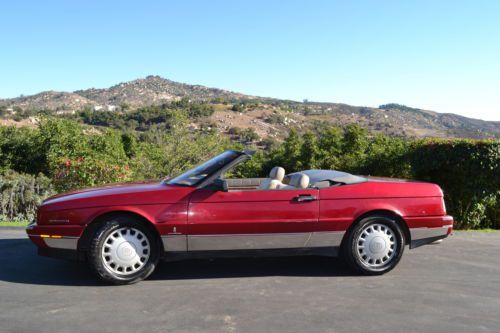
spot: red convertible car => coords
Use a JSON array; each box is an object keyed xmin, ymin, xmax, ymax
[{"xmin": 26, "ymin": 150, "xmax": 453, "ymax": 284}]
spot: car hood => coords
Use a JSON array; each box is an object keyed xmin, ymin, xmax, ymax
[
  {"xmin": 41, "ymin": 181, "xmax": 195, "ymax": 211},
  {"xmin": 45, "ymin": 181, "xmax": 160, "ymax": 201}
]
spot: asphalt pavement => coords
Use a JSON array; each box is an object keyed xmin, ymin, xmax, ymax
[{"xmin": 0, "ymin": 228, "xmax": 499, "ymax": 333}]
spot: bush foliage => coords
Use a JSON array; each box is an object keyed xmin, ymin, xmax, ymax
[
  {"xmin": 0, "ymin": 117, "xmax": 498, "ymax": 229},
  {"xmin": 409, "ymin": 140, "xmax": 499, "ymax": 229},
  {"xmin": 0, "ymin": 171, "xmax": 54, "ymax": 222}
]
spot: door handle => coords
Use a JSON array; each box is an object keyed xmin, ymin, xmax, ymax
[{"xmin": 293, "ymin": 195, "xmax": 318, "ymax": 202}]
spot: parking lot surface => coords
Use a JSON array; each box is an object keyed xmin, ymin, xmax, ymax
[{"xmin": 0, "ymin": 228, "xmax": 499, "ymax": 333}]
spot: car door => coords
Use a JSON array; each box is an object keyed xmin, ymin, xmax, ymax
[{"xmin": 187, "ymin": 187, "xmax": 319, "ymax": 251}]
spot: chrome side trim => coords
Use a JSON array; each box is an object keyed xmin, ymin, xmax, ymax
[
  {"xmin": 162, "ymin": 235, "xmax": 188, "ymax": 252},
  {"xmin": 188, "ymin": 232, "xmax": 310, "ymax": 251},
  {"xmin": 306, "ymin": 231, "xmax": 345, "ymax": 247},
  {"xmin": 43, "ymin": 237, "xmax": 78, "ymax": 250},
  {"xmin": 410, "ymin": 226, "xmax": 450, "ymax": 241},
  {"xmin": 186, "ymin": 232, "xmax": 345, "ymax": 251}
]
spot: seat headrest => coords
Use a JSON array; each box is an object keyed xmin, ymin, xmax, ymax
[
  {"xmin": 289, "ymin": 173, "xmax": 309, "ymax": 189},
  {"xmin": 269, "ymin": 166, "xmax": 285, "ymax": 181}
]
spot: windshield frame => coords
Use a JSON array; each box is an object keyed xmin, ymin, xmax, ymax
[{"xmin": 165, "ymin": 150, "xmax": 244, "ymax": 187}]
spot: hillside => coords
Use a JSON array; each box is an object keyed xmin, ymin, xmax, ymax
[
  {"xmin": 74, "ymin": 76, "xmax": 253, "ymax": 107},
  {"xmin": 1, "ymin": 75, "xmax": 498, "ymax": 139},
  {"xmin": 0, "ymin": 91, "xmax": 92, "ymax": 111}
]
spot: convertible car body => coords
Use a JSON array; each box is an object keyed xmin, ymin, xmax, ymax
[{"xmin": 27, "ymin": 150, "xmax": 453, "ymax": 284}]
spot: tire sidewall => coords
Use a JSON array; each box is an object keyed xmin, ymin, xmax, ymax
[
  {"xmin": 347, "ymin": 215, "xmax": 405, "ymax": 275},
  {"xmin": 88, "ymin": 217, "xmax": 160, "ymax": 284}
]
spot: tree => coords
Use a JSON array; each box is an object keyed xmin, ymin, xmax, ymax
[
  {"xmin": 361, "ymin": 134, "xmax": 411, "ymax": 177},
  {"xmin": 231, "ymin": 104, "xmax": 243, "ymax": 112},
  {"xmin": 340, "ymin": 124, "xmax": 369, "ymax": 171},
  {"xmin": 0, "ymin": 126, "xmax": 43, "ymax": 174},
  {"xmin": 317, "ymin": 126, "xmax": 343, "ymax": 169},
  {"xmin": 130, "ymin": 112, "xmax": 232, "ymax": 180},
  {"xmin": 241, "ymin": 128, "xmax": 259, "ymax": 143},
  {"xmin": 300, "ymin": 131, "xmax": 319, "ymax": 169},
  {"xmin": 281, "ymin": 128, "xmax": 302, "ymax": 172},
  {"xmin": 120, "ymin": 102, "xmax": 131, "ymax": 112}
]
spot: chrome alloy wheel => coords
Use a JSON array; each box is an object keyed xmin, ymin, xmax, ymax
[
  {"xmin": 101, "ymin": 227, "xmax": 150, "ymax": 275},
  {"xmin": 355, "ymin": 223, "xmax": 396, "ymax": 267}
]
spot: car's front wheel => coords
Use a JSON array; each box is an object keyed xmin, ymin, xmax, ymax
[
  {"xmin": 344, "ymin": 215, "xmax": 405, "ymax": 275},
  {"xmin": 87, "ymin": 216, "xmax": 160, "ymax": 284}
]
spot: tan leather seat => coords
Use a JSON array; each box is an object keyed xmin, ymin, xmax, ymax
[
  {"xmin": 258, "ymin": 166, "xmax": 285, "ymax": 190},
  {"xmin": 280, "ymin": 173, "xmax": 310, "ymax": 190}
]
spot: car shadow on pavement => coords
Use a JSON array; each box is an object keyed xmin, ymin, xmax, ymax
[
  {"xmin": 152, "ymin": 256, "xmax": 354, "ymax": 281},
  {"xmin": 0, "ymin": 238, "xmax": 100, "ymax": 286},
  {"xmin": 0, "ymin": 238, "xmax": 355, "ymax": 286}
]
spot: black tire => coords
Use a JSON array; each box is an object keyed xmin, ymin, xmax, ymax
[
  {"xmin": 343, "ymin": 214, "xmax": 405, "ymax": 275},
  {"xmin": 87, "ymin": 215, "xmax": 160, "ymax": 285}
]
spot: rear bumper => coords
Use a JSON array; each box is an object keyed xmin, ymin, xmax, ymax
[
  {"xmin": 407, "ymin": 215, "xmax": 453, "ymax": 249},
  {"xmin": 26, "ymin": 222, "xmax": 84, "ymax": 260}
]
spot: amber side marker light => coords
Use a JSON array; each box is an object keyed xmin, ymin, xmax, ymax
[{"xmin": 40, "ymin": 235, "xmax": 62, "ymax": 239}]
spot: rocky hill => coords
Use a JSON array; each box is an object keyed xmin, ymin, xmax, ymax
[
  {"xmin": 0, "ymin": 91, "xmax": 92, "ymax": 112},
  {"xmin": 74, "ymin": 75, "xmax": 253, "ymax": 107},
  {"xmin": 0, "ymin": 76, "xmax": 498, "ymax": 139}
]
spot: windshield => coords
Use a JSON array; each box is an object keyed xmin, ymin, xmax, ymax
[{"xmin": 166, "ymin": 151, "xmax": 241, "ymax": 186}]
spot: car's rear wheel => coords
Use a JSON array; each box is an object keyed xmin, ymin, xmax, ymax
[
  {"xmin": 344, "ymin": 215, "xmax": 405, "ymax": 275},
  {"xmin": 87, "ymin": 216, "xmax": 160, "ymax": 284}
]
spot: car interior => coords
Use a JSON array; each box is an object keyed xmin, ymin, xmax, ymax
[{"xmin": 224, "ymin": 166, "xmax": 311, "ymax": 192}]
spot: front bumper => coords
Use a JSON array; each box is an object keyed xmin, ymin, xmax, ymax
[
  {"xmin": 407, "ymin": 215, "xmax": 454, "ymax": 249},
  {"xmin": 26, "ymin": 221, "xmax": 85, "ymax": 260}
]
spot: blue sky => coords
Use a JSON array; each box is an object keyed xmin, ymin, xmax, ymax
[{"xmin": 1, "ymin": 0, "xmax": 499, "ymax": 120}]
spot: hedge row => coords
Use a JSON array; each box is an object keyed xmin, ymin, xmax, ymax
[{"xmin": 409, "ymin": 140, "xmax": 499, "ymax": 229}]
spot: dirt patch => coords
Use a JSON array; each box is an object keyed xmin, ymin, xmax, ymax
[
  {"xmin": 0, "ymin": 117, "xmax": 39, "ymax": 128},
  {"xmin": 210, "ymin": 108, "xmax": 306, "ymax": 140}
]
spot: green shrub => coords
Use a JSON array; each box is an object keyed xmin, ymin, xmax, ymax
[
  {"xmin": 0, "ymin": 126, "xmax": 44, "ymax": 174},
  {"xmin": 131, "ymin": 119, "xmax": 232, "ymax": 180},
  {"xmin": 52, "ymin": 157, "xmax": 132, "ymax": 192},
  {"xmin": 409, "ymin": 139, "xmax": 499, "ymax": 229}
]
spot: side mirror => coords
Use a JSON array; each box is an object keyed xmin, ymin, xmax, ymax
[{"xmin": 213, "ymin": 178, "xmax": 228, "ymax": 192}]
